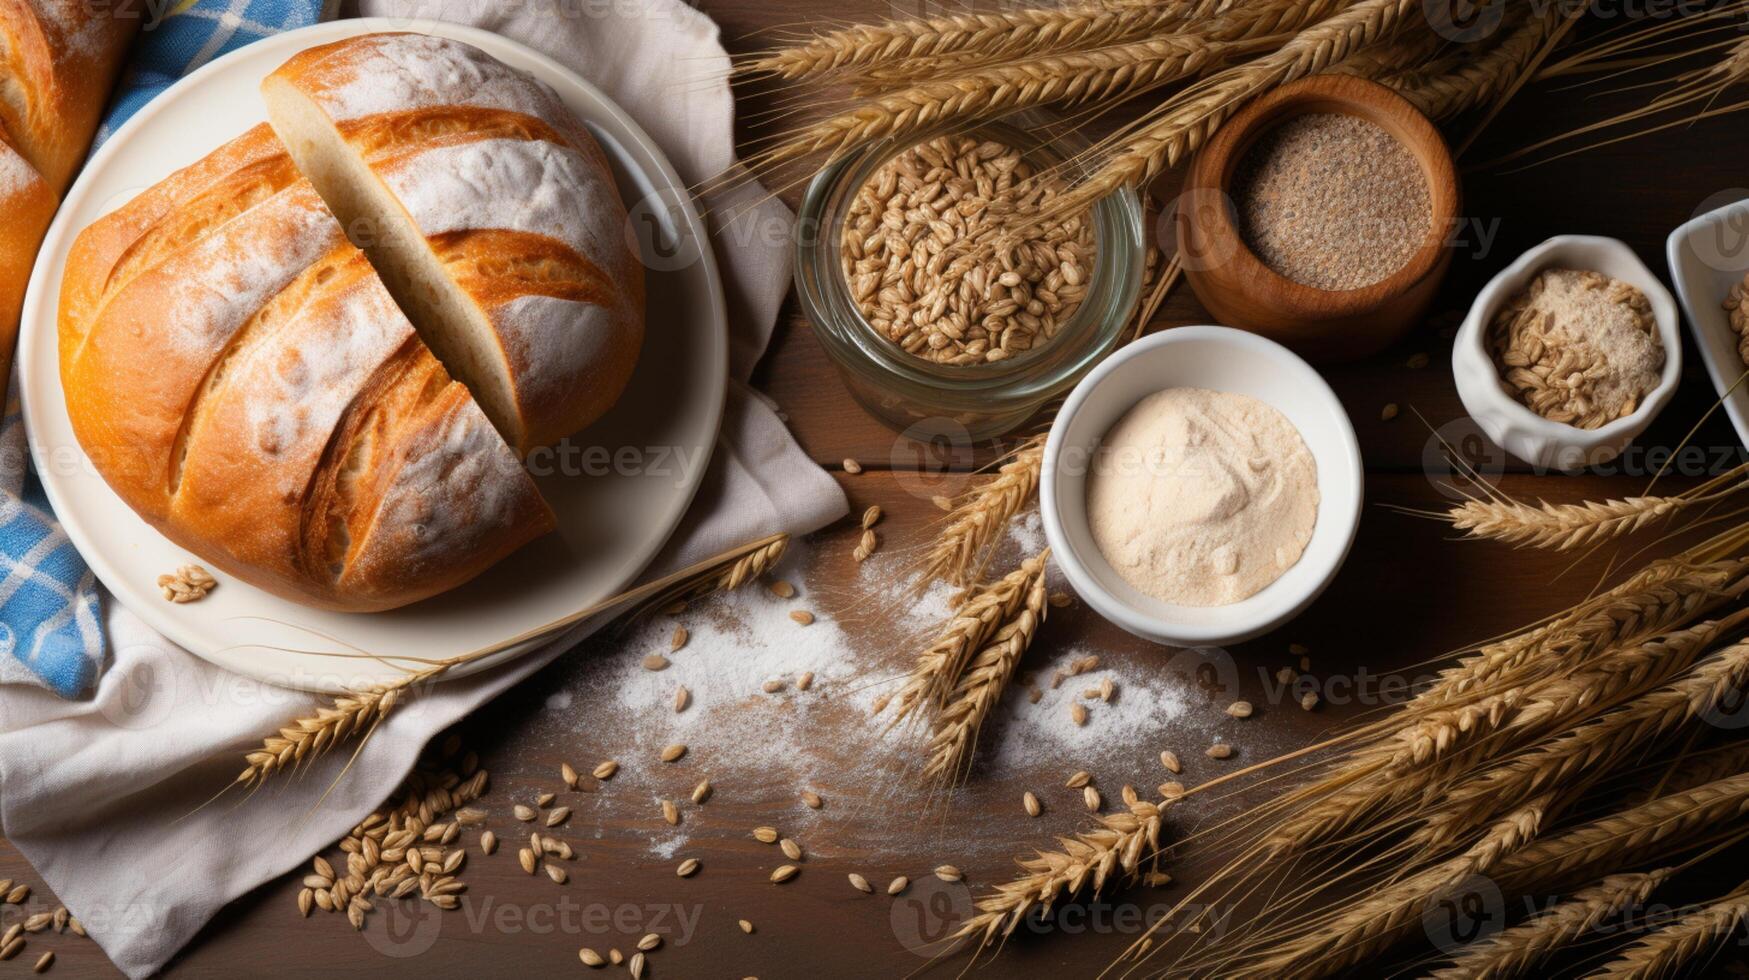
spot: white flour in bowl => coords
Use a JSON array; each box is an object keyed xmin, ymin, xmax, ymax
[{"xmin": 1087, "ymin": 388, "xmax": 1319, "ymax": 606}]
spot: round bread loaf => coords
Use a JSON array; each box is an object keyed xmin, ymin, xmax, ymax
[
  {"xmin": 58, "ymin": 126, "xmax": 556, "ymax": 611},
  {"xmin": 262, "ymin": 32, "xmax": 646, "ymax": 455}
]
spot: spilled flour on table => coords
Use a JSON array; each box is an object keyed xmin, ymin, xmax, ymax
[{"xmin": 529, "ymin": 510, "xmax": 1269, "ymax": 861}]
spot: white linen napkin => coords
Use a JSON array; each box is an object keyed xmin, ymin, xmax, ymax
[{"xmin": 0, "ymin": 3, "xmax": 847, "ymax": 976}]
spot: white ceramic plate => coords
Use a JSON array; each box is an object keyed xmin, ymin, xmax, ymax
[
  {"xmin": 1040, "ymin": 327, "xmax": 1363, "ymax": 648},
  {"xmin": 1669, "ymin": 199, "xmax": 1749, "ymax": 449},
  {"xmin": 18, "ymin": 20, "xmax": 728, "ymax": 693}
]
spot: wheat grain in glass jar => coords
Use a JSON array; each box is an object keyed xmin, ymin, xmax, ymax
[
  {"xmin": 840, "ymin": 135, "xmax": 1096, "ymax": 366},
  {"xmin": 795, "ymin": 116, "xmax": 1145, "ymax": 441}
]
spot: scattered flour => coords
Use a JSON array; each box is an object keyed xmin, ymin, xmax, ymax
[{"xmin": 530, "ymin": 514, "xmax": 1267, "ymax": 860}]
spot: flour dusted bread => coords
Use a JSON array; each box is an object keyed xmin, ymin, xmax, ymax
[
  {"xmin": 262, "ymin": 32, "xmax": 645, "ymax": 454},
  {"xmin": 59, "ymin": 125, "xmax": 556, "ymax": 611},
  {"xmin": 1, "ymin": 1, "xmax": 137, "ymax": 395}
]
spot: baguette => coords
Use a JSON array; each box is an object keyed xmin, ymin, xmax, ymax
[
  {"xmin": 263, "ymin": 32, "xmax": 646, "ymax": 455},
  {"xmin": 59, "ymin": 126, "xmax": 555, "ymax": 611}
]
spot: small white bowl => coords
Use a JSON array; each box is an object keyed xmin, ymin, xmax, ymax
[
  {"xmin": 1040, "ymin": 326, "xmax": 1363, "ymax": 648},
  {"xmin": 1452, "ymin": 235, "xmax": 1681, "ymax": 471},
  {"xmin": 1667, "ymin": 197, "xmax": 1749, "ymax": 448}
]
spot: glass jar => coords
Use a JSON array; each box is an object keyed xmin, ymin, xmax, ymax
[{"xmin": 794, "ymin": 114, "xmax": 1146, "ymax": 443}]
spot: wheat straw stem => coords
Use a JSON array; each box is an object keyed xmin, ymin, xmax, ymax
[
  {"xmin": 743, "ymin": 1, "xmax": 1224, "ymax": 81},
  {"xmin": 236, "ymin": 534, "xmax": 789, "ymax": 789},
  {"xmin": 1428, "ymin": 871, "xmax": 1670, "ymax": 980},
  {"xmin": 1589, "ymin": 879, "xmax": 1749, "ymax": 979},
  {"xmin": 922, "ymin": 435, "xmax": 1045, "ymax": 587},
  {"xmin": 923, "ymin": 551, "xmax": 1050, "ymax": 784},
  {"xmin": 888, "ymin": 553, "xmax": 1047, "ymax": 727}
]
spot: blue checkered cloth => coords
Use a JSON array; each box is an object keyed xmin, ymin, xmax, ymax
[
  {"xmin": 2, "ymin": 0, "xmax": 328, "ymax": 698},
  {"xmin": 99, "ymin": 0, "xmax": 329, "ymax": 145}
]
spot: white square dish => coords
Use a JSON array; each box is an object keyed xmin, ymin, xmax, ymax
[{"xmin": 1667, "ymin": 197, "xmax": 1749, "ymax": 449}]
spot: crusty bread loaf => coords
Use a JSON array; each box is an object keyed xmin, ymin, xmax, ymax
[
  {"xmin": 1, "ymin": 1, "xmax": 136, "ymax": 395},
  {"xmin": 59, "ymin": 125, "xmax": 556, "ymax": 611},
  {"xmin": 262, "ymin": 32, "xmax": 645, "ymax": 455}
]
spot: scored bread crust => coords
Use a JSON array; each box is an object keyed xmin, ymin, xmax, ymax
[
  {"xmin": 58, "ymin": 125, "xmax": 556, "ymax": 612},
  {"xmin": 0, "ymin": 1, "xmax": 138, "ymax": 412},
  {"xmin": 0, "ymin": 0, "xmax": 138, "ymax": 193},
  {"xmin": 262, "ymin": 32, "xmax": 645, "ymax": 455}
]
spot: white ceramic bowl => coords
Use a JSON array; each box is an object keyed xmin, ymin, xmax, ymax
[
  {"xmin": 1040, "ymin": 326, "xmax": 1363, "ymax": 648},
  {"xmin": 1668, "ymin": 197, "xmax": 1749, "ymax": 448},
  {"xmin": 1452, "ymin": 235, "xmax": 1681, "ymax": 471}
]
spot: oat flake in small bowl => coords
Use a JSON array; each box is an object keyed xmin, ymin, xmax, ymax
[{"xmin": 1488, "ymin": 268, "xmax": 1663, "ymax": 430}]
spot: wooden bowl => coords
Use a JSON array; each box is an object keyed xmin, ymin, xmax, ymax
[{"xmin": 1177, "ymin": 74, "xmax": 1461, "ymax": 362}]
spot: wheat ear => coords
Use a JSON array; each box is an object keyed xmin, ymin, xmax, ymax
[
  {"xmin": 1416, "ymin": 558, "xmax": 1749, "ymax": 708},
  {"xmin": 1428, "ymin": 871, "xmax": 1670, "ymax": 980},
  {"xmin": 235, "ymin": 534, "xmax": 790, "ymax": 789},
  {"xmin": 1040, "ymin": 0, "xmax": 1419, "ymax": 229},
  {"xmin": 1444, "ymin": 495, "xmax": 1693, "ymax": 551},
  {"xmin": 1396, "ymin": 4, "xmax": 1562, "ymax": 121},
  {"xmin": 760, "ymin": 34, "xmax": 1254, "ymax": 168},
  {"xmin": 923, "ymin": 551, "xmax": 1050, "ymax": 784},
  {"xmin": 741, "ymin": 1, "xmax": 1220, "ymax": 81},
  {"xmin": 1415, "ymin": 639, "xmax": 1749, "ymax": 851},
  {"xmin": 922, "ymin": 435, "xmax": 1045, "ymax": 587},
  {"xmin": 888, "ymin": 552, "xmax": 1048, "ymax": 727},
  {"xmin": 238, "ymin": 664, "xmax": 448, "ymax": 787},
  {"xmin": 1386, "ymin": 615, "xmax": 1746, "ymax": 778},
  {"xmin": 1244, "ymin": 800, "xmax": 1551, "ymax": 977},
  {"xmin": 956, "ymin": 799, "xmax": 1164, "ymax": 946},
  {"xmin": 1493, "ymin": 772, "xmax": 1749, "ymax": 895},
  {"xmin": 1588, "ymin": 879, "xmax": 1749, "ymax": 979}
]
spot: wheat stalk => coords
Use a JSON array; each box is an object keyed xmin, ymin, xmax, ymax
[
  {"xmin": 955, "ymin": 798, "xmax": 1164, "ymax": 946},
  {"xmin": 1416, "ymin": 558, "xmax": 1749, "ymax": 708},
  {"xmin": 1414, "ymin": 639, "xmax": 1749, "ymax": 852},
  {"xmin": 1037, "ymin": 0, "xmax": 1418, "ymax": 230},
  {"xmin": 1443, "ymin": 495, "xmax": 1693, "ymax": 551},
  {"xmin": 238, "ymin": 664, "xmax": 448, "ymax": 787},
  {"xmin": 1589, "ymin": 879, "xmax": 1749, "ymax": 979},
  {"xmin": 921, "ymin": 435, "xmax": 1045, "ymax": 588},
  {"xmin": 760, "ymin": 34, "xmax": 1255, "ymax": 168},
  {"xmin": 1428, "ymin": 870, "xmax": 1670, "ymax": 980},
  {"xmin": 1386, "ymin": 615, "xmax": 1747, "ymax": 779},
  {"xmin": 923, "ymin": 551, "xmax": 1050, "ymax": 784},
  {"xmin": 758, "ymin": 0, "xmax": 1356, "ymax": 167},
  {"xmin": 888, "ymin": 552, "xmax": 1049, "ymax": 727},
  {"xmin": 234, "ymin": 533, "xmax": 790, "ymax": 789},
  {"xmin": 1394, "ymin": 5, "xmax": 1562, "ymax": 121},
  {"xmin": 742, "ymin": 1, "xmax": 1224, "ymax": 81},
  {"xmin": 1493, "ymin": 772, "xmax": 1749, "ymax": 895},
  {"xmin": 1243, "ymin": 799, "xmax": 1551, "ymax": 977}
]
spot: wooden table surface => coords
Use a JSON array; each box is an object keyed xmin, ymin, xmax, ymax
[{"xmin": 10, "ymin": 3, "xmax": 1749, "ymax": 977}]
